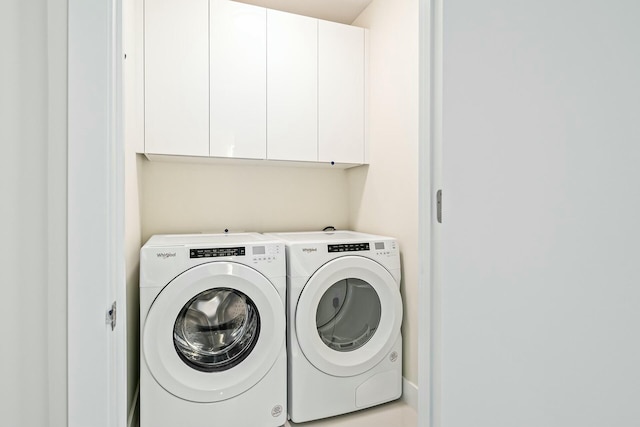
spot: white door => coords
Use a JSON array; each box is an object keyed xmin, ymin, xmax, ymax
[
  {"xmin": 266, "ymin": 9, "xmax": 318, "ymax": 162},
  {"xmin": 295, "ymin": 256, "xmax": 402, "ymax": 377},
  {"xmin": 318, "ymin": 20, "xmax": 365, "ymax": 164},
  {"xmin": 144, "ymin": 0, "xmax": 209, "ymax": 156},
  {"xmin": 210, "ymin": 0, "xmax": 266, "ymax": 159},
  {"xmin": 143, "ymin": 262, "xmax": 285, "ymax": 402},
  {"xmin": 440, "ymin": 1, "xmax": 640, "ymax": 426},
  {"xmin": 68, "ymin": 0, "xmax": 126, "ymax": 426}
]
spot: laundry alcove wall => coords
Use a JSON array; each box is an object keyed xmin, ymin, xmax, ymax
[{"xmin": 138, "ymin": 159, "xmax": 350, "ymax": 241}]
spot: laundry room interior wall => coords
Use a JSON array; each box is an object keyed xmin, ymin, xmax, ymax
[
  {"xmin": 123, "ymin": 0, "xmax": 144, "ymax": 416},
  {"xmin": 138, "ymin": 160, "xmax": 350, "ymax": 242},
  {"xmin": 348, "ymin": 0, "xmax": 420, "ymax": 388},
  {"xmin": 124, "ymin": 152, "xmax": 143, "ymax": 417}
]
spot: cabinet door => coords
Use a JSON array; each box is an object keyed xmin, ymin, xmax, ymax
[
  {"xmin": 318, "ymin": 20, "xmax": 365, "ymax": 164},
  {"xmin": 144, "ymin": 0, "xmax": 209, "ymax": 156},
  {"xmin": 210, "ymin": 0, "xmax": 266, "ymax": 159},
  {"xmin": 267, "ymin": 10, "xmax": 318, "ymax": 162}
]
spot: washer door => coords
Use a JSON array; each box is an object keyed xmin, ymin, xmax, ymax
[
  {"xmin": 144, "ymin": 262, "xmax": 284, "ymax": 403},
  {"xmin": 295, "ymin": 256, "xmax": 402, "ymax": 377}
]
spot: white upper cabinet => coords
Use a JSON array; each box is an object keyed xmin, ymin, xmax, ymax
[
  {"xmin": 210, "ymin": 0, "xmax": 267, "ymax": 159},
  {"xmin": 318, "ymin": 20, "xmax": 365, "ymax": 164},
  {"xmin": 266, "ymin": 10, "xmax": 318, "ymax": 162},
  {"xmin": 144, "ymin": 0, "xmax": 209, "ymax": 156},
  {"xmin": 143, "ymin": 0, "xmax": 367, "ymax": 166}
]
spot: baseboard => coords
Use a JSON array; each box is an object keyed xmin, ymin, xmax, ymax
[
  {"xmin": 402, "ymin": 377, "xmax": 418, "ymax": 411},
  {"xmin": 128, "ymin": 383, "xmax": 140, "ymax": 427}
]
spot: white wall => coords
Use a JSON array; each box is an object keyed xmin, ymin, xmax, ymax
[
  {"xmin": 349, "ymin": 0, "xmax": 420, "ymax": 385},
  {"xmin": 139, "ymin": 160, "xmax": 350, "ymax": 241},
  {"xmin": 124, "ymin": 0, "xmax": 144, "ymax": 417},
  {"xmin": 0, "ymin": 0, "xmax": 67, "ymax": 426}
]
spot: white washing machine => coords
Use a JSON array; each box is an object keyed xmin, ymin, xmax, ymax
[
  {"xmin": 139, "ymin": 233, "xmax": 287, "ymax": 427},
  {"xmin": 266, "ymin": 231, "xmax": 403, "ymax": 422}
]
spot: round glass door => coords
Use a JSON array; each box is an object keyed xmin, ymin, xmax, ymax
[
  {"xmin": 174, "ymin": 288, "xmax": 260, "ymax": 372},
  {"xmin": 295, "ymin": 256, "xmax": 402, "ymax": 377},
  {"xmin": 316, "ymin": 278, "xmax": 381, "ymax": 352},
  {"xmin": 143, "ymin": 261, "xmax": 285, "ymax": 403}
]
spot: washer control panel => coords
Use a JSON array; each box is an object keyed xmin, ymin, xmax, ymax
[
  {"xmin": 188, "ymin": 244, "xmax": 283, "ymax": 265},
  {"xmin": 251, "ymin": 244, "xmax": 282, "ymax": 264},
  {"xmin": 190, "ymin": 246, "xmax": 246, "ymax": 258}
]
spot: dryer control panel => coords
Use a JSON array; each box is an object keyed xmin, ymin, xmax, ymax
[
  {"xmin": 328, "ymin": 243, "xmax": 370, "ymax": 252},
  {"xmin": 373, "ymin": 240, "xmax": 398, "ymax": 257}
]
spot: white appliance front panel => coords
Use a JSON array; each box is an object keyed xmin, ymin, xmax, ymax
[
  {"xmin": 295, "ymin": 256, "xmax": 402, "ymax": 377},
  {"xmin": 143, "ymin": 261, "xmax": 285, "ymax": 402}
]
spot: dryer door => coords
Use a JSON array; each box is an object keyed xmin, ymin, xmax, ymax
[
  {"xmin": 143, "ymin": 261, "xmax": 285, "ymax": 403},
  {"xmin": 295, "ymin": 256, "xmax": 402, "ymax": 377}
]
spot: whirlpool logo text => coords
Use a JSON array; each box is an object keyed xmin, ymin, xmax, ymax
[
  {"xmin": 156, "ymin": 252, "xmax": 177, "ymax": 259},
  {"xmin": 301, "ymin": 248, "xmax": 317, "ymax": 253}
]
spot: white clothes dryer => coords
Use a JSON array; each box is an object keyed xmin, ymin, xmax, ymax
[
  {"xmin": 266, "ymin": 231, "xmax": 403, "ymax": 422},
  {"xmin": 139, "ymin": 233, "xmax": 287, "ymax": 427}
]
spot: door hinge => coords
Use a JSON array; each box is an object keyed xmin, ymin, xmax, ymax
[
  {"xmin": 437, "ymin": 189, "xmax": 443, "ymax": 223},
  {"xmin": 106, "ymin": 301, "xmax": 117, "ymax": 331}
]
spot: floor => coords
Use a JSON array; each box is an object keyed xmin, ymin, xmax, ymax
[{"xmin": 286, "ymin": 401, "xmax": 417, "ymax": 427}]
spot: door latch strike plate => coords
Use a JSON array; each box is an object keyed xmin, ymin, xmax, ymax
[
  {"xmin": 437, "ymin": 190, "xmax": 443, "ymax": 223},
  {"xmin": 106, "ymin": 301, "xmax": 116, "ymax": 331}
]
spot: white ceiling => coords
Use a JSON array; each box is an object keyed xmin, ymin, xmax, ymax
[{"xmin": 234, "ymin": 0, "xmax": 373, "ymax": 25}]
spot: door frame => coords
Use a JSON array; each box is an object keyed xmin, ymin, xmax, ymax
[
  {"xmin": 67, "ymin": 0, "xmax": 439, "ymax": 425},
  {"xmin": 68, "ymin": 0, "xmax": 127, "ymax": 426},
  {"xmin": 418, "ymin": 0, "xmax": 442, "ymax": 427}
]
